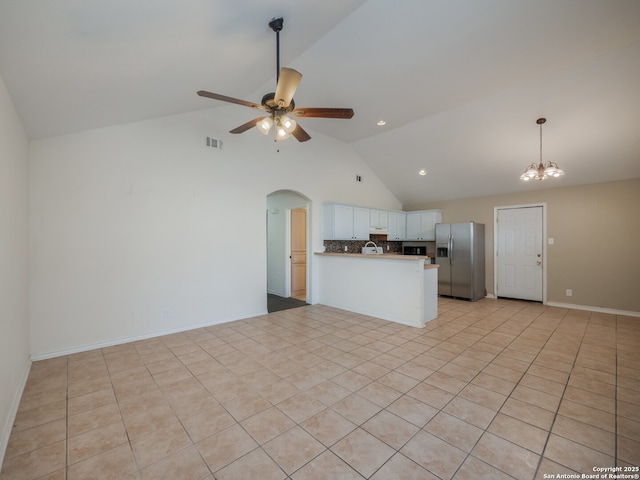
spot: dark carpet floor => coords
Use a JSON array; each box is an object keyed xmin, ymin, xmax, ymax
[{"xmin": 267, "ymin": 294, "xmax": 308, "ymax": 313}]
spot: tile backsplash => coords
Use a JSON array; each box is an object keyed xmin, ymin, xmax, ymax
[{"xmin": 323, "ymin": 235, "xmax": 403, "ymax": 254}]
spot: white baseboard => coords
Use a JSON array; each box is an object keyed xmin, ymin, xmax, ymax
[
  {"xmin": 545, "ymin": 301, "xmax": 640, "ymax": 318},
  {"xmin": 485, "ymin": 294, "xmax": 639, "ymax": 317},
  {"xmin": 0, "ymin": 357, "xmax": 31, "ymax": 469},
  {"xmin": 30, "ymin": 310, "xmax": 268, "ymax": 361}
]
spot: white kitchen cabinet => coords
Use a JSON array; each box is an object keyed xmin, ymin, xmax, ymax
[
  {"xmin": 387, "ymin": 211, "xmax": 406, "ymax": 240},
  {"xmin": 324, "ymin": 204, "xmax": 371, "ymax": 240},
  {"xmin": 405, "ymin": 210, "xmax": 442, "ymax": 240},
  {"xmin": 405, "ymin": 213, "xmax": 421, "ymax": 240},
  {"xmin": 370, "ymin": 209, "xmax": 389, "ymax": 230},
  {"xmin": 352, "ymin": 207, "xmax": 371, "ymax": 239}
]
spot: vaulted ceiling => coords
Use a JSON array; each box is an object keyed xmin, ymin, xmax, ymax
[{"xmin": 1, "ymin": 0, "xmax": 639, "ymax": 205}]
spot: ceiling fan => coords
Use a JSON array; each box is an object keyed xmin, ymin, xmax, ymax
[{"xmin": 197, "ymin": 17, "xmax": 354, "ymax": 142}]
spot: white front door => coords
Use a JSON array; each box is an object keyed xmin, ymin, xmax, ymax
[{"xmin": 496, "ymin": 206, "xmax": 544, "ymax": 301}]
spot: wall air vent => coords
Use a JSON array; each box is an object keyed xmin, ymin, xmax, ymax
[{"xmin": 206, "ymin": 136, "xmax": 223, "ymax": 149}]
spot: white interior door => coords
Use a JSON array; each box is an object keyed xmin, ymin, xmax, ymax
[
  {"xmin": 496, "ymin": 206, "xmax": 544, "ymax": 301},
  {"xmin": 290, "ymin": 208, "xmax": 307, "ymax": 301}
]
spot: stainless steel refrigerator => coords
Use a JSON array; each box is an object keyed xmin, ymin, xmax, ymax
[{"xmin": 435, "ymin": 222, "xmax": 486, "ymax": 301}]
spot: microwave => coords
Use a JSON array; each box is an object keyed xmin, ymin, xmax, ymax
[{"xmin": 403, "ymin": 245, "xmax": 426, "ymax": 256}]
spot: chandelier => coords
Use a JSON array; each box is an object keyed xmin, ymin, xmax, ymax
[{"xmin": 520, "ymin": 118, "xmax": 564, "ymax": 181}]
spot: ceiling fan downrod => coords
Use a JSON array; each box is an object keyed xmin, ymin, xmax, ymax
[{"xmin": 269, "ymin": 17, "xmax": 284, "ymax": 83}]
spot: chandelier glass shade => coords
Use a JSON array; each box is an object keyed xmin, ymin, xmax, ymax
[{"xmin": 520, "ymin": 118, "xmax": 564, "ymax": 181}]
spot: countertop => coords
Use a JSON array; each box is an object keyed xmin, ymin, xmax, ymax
[{"xmin": 315, "ymin": 252, "xmax": 439, "ymax": 269}]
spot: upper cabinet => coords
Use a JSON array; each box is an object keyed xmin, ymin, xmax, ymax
[
  {"xmin": 405, "ymin": 210, "xmax": 442, "ymax": 241},
  {"xmin": 324, "ymin": 203, "xmax": 441, "ymax": 241},
  {"xmin": 370, "ymin": 209, "xmax": 389, "ymax": 235},
  {"xmin": 387, "ymin": 211, "xmax": 406, "ymax": 241},
  {"xmin": 324, "ymin": 204, "xmax": 370, "ymax": 240}
]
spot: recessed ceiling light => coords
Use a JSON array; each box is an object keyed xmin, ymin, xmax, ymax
[
  {"xmin": 419, "ymin": 169, "xmax": 427, "ymax": 176},
  {"xmin": 376, "ymin": 120, "xmax": 386, "ymax": 126}
]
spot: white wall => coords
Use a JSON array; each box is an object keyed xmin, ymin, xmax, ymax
[
  {"xmin": 29, "ymin": 107, "xmax": 401, "ymax": 358},
  {"xmin": 0, "ymin": 75, "xmax": 30, "ymax": 465}
]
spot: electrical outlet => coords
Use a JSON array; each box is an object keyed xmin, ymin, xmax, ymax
[
  {"xmin": 344, "ymin": 245, "xmax": 348, "ymax": 252},
  {"xmin": 566, "ymin": 289, "xmax": 572, "ymax": 297}
]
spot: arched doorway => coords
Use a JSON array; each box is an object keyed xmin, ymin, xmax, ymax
[{"xmin": 266, "ymin": 190, "xmax": 310, "ymax": 312}]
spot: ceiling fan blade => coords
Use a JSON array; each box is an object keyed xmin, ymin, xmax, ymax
[
  {"xmin": 292, "ymin": 107, "xmax": 354, "ymax": 119},
  {"xmin": 197, "ymin": 91, "xmax": 265, "ymax": 110},
  {"xmin": 291, "ymin": 124, "xmax": 311, "ymax": 142},
  {"xmin": 274, "ymin": 68, "xmax": 302, "ymax": 108},
  {"xmin": 230, "ymin": 117, "xmax": 266, "ymax": 134}
]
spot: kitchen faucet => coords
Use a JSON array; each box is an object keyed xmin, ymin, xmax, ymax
[{"xmin": 363, "ymin": 240, "xmax": 380, "ymax": 254}]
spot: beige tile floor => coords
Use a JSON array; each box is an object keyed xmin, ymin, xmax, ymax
[{"xmin": 1, "ymin": 298, "xmax": 639, "ymax": 480}]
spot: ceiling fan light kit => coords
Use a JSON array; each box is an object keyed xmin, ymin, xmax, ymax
[
  {"xmin": 257, "ymin": 117, "xmax": 273, "ymax": 135},
  {"xmin": 280, "ymin": 116, "xmax": 296, "ymax": 133},
  {"xmin": 197, "ymin": 17, "xmax": 354, "ymax": 143},
  {"xmin": 520, "ymin": 118, "xmax": 565, "ymax": 181}
]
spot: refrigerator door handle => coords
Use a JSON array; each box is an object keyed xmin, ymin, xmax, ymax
[{"xmin": 449, "ymin": 235, "xmax": 453, "ymax": 263}]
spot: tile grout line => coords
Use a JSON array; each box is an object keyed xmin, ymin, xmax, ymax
[
  {"xmin": 65, "ymin": 355, "xmax": 69, "ymax": 480},
  {"xmin": 150, "ymin": 314, "xmax": 361, "ymax": 477},
  {"xmin": 368, "ymin": 304, "xmax": 503, "ymax": 479},
  {"xmin": 8, "ymin": 302, "xmax": 632, "ymax": 480},
  {"xmin": 530, "ymin": 309, "xmax": 595, "ymax": 479},
  {"xmin": 443, "ymin": 304, "xmax": 595, "ymax": 479},
  {"xmin": 441, "ymin": 304, "xmax": 549, "ymax": 480},
  {"xmin": 140, "ymin": 342, "xmax": 214, "ymax": 478},
  {"xmin": 105, "ymin": 347, "xmax": 141, "ymax": 477},
  {"xmin": 181, "ymin": 313, "xmax": 339, "ymax": 478},
  {"xmin": 264, "ymin": 311, "xmax": 419, "ymax": 478},
  {"xmin": 220, "ymin": 311, "xmax": 368, "ymax": 479},
  {"xmin": 614, "ymin": 313, "xmax": 618, "ymax": 467},
  {"xmin": 367, "ymin": 301, "xmax": 550, "ymax": 479}
]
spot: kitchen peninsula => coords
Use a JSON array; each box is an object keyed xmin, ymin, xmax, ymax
[{"xmin": 315, "ymin": 253, "xmax": 439, "ymax": 328}]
